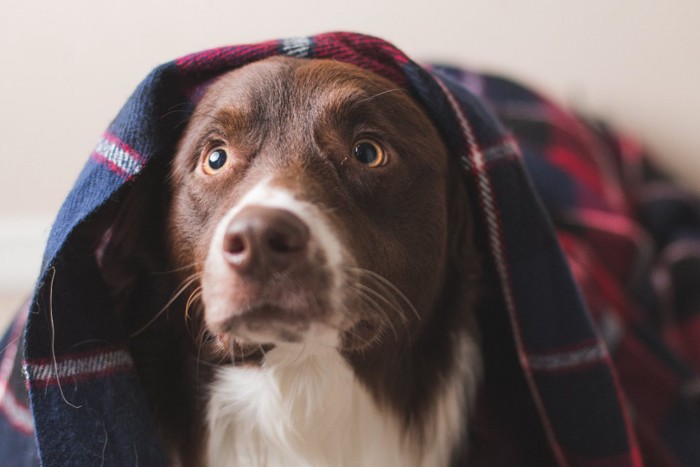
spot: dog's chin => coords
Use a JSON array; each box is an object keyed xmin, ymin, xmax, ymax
[
  {"xmin": 205, "ymin": 301, "xmax": 386, "ymax": 362},
  {"xmin": 211, "ymin": 334, "xmax": 275, "ymax": 365},
  {"xmin": 227, "ymin": 304, "xmax": 314, "ymax": 343}
]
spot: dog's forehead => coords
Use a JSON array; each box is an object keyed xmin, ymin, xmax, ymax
[{"xmin": 198, "ymin": 56, "xmax": 406, "ymax": 114}]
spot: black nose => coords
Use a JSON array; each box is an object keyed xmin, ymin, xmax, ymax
[{"xmin": 223, "ymin": 206, "xmax": 310, "ymax": 277}]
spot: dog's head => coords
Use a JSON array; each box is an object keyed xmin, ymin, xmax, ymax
[{"xmin": 166, "ymin": 56, "xmax": 477, "ymax": 364}]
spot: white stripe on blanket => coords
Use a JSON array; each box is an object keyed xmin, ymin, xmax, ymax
[
  {"xmin": 529, "ymin": 344, "xmax": 606, "ymax": 371},
  {"xmin": 93, "ymin": 136, "xmax": 143, "ymax": 177},
  {"xmin": 25, "ymin": 349, "xmax": 134, "ymax": 382}
]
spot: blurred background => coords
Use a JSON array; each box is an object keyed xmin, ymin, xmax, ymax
[{"xmin": 1, "ymin": 0, "xmax": 698, "ymax": 327}]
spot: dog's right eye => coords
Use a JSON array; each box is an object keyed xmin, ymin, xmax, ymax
[
  {"xmin": 352, "ymin": 139, "xmax": 386, "ymax": 168},
  {"xmin": 202, "ymin": 148, "xmax": 229, "ymax": 175}
]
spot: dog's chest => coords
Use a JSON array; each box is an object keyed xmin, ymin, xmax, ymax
[{"xmin": 205, "ymin": 348, "xmax": 432, "ymax": 467}]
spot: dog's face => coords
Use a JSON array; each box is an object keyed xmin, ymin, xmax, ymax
[{"xmin": 168, "ymin": 57, "xmax": 470, "ymax": 362}]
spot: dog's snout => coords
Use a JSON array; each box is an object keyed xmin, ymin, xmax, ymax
[{"xmin": 223, "ymin": 206, "xmax": 310, "ymax": 276}]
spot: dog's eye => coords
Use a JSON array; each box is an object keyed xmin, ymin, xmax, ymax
[
  {"xmin": 352, "ymin": 139, "xmax": 386, "ymax": 168},
  {"xmin": 203, "ymin": 148, "xmax": 229, "ymax": 175}
]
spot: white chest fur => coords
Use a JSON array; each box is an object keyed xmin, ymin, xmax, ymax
[{"xmin": 205, "ymin": 343, "xmax": 475, "ymax": 467}]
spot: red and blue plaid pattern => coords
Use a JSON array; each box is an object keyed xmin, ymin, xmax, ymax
[{"xmin": 0, "ymin": 32, "xmax": 698, "ymax": 465}]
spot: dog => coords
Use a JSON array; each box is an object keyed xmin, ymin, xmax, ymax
[{"xmin": 98, "ymin": 56, "xmax": 483, "ymax": 466}]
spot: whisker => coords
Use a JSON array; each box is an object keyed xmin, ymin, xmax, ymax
[
  {"xmin": 185, "ymin": 303, "xmax": 205, "ymax": 341},
  {"xmin": 185, "ymin": 288, "xmax": 203, "ymax": 321},
  {"xmin": 194, "ymin": 325, "xmax": 210, "ymax": 349},
  {"xmin": 196, "ymin": 332, "xmax": 230, "ymax": 367},
  {"xmin": 129, "ymin": 273, "xmax": 201, "ymax": 337},
  {"xmin": 356, "ymin": 88, "xmax": 406, "ymax": 104},
  {"xmin": 346, "ymin": 267, "xmax": 421, "ymax": 320},
  {"xmin": 150, "ymin": 263, "xmax": 198, "ymax": 276},
  {"xmin": 353, "ymin": 282, "xmax": 408, "ymax": 324},
  {"xmin": 159, "ymin": 108, "xmax": 193, "ymax": 120},
  {"xmin": 346, "ymin": 285, "xmax": 399, "ymax": 341},
  {"xmin": 333, "ymin": 322, "xmax": 377, "ymax": 351}
]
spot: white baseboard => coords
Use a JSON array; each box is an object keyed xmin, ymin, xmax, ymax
[{"xmin": 0, "ymin": 216, "xmax": 53, "ymax": 293}]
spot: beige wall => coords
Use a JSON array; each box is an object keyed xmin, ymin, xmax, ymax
[{"xmin": 1, "ymin": 0, "xmax": 699, "ymax": 297}]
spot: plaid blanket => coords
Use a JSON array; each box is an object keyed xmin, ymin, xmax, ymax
[{"xmin": 1, "ymin": 32, "xmax": 699, "ymax": 466}]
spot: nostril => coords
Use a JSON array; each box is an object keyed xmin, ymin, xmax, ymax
[
  {"xmin": 225, "ymin": 233, "xmax": 246, "ymax": 255},
  {"xmin": 268, "ymin": 232, "xmax": 292, "ymax": 253},
  {"xmin": 267, "ymin": 222, "xmax": 308, "ymax": 254}
]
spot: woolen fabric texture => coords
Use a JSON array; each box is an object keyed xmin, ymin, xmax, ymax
[{"xmin": 1, "ymin": 32, "xmax": 699, "ymax": 466}]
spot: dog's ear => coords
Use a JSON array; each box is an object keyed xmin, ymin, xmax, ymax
[
  {"xmin": 89, "ymin": 158, "xmax": 205, "ymax": 454},
  {"xmin": 92, "ymin": 158, "xmax": 175, "ymax": 332},
  {"xmin": 445, "ymin": 156, "xmax": 479, "ymax": 278},
  {"xmin": 432, "ymin": 152, "xmax": 482, "ymax": 342}
]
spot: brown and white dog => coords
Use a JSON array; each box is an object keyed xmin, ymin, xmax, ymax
[{"xmin": 104, "ymin": 56, "xmax": 482, "ymax": 466}]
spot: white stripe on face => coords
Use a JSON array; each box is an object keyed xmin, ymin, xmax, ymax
[{"xmin": 203, "ymin": 178, "xmax": 348, "ymax": 345}]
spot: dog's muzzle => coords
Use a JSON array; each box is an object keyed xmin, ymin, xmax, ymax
[{"xmin": 201, "ymin": 184, "xmax": 346, "ymax": 347}]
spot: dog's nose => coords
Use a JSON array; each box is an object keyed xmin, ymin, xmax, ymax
[{"xmin": 223, "ymin": 206, "xmax": 310, "ymax": 276}]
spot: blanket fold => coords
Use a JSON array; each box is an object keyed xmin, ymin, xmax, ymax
[{"xmin": 0, "ymin": 32, "xmax": 698, "ymax": 466}]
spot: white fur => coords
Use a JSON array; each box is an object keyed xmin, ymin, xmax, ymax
[{"xmin": 205, "ymin": 335, "xmax": 480, "ymax": 467}]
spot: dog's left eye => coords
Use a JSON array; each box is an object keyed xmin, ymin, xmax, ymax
[
  {"xmin": 202, "ymin": 148, "xmax": 229, "ymax": 175},
  {"xmin": 352, "ymin": 139, "xmax": 387, "ymax": 168}
]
